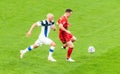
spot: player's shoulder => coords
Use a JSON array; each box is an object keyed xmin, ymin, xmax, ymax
[
  {"xmin": 51, "ymin": 20, "xmax": 54, "ymax": 23},
  {"xmin": 51, "ymin": 20, "xmax": 54, "ymax": 24},
  {"xmin": 41, "ymin": 20, "xmax": 46, "ymax": 24},
  {"xmin": 37, "ymin": 20, "xmax": 45, "ymax": 23},
  {"xmin": 41, "ymin": 19, "xmax": 54, "ymax": 25},
  {"xmin": 36, "ymin": 20, "xmax": 46, "ymax": 26},
  {"xmin": 59, "ymin": 16, "xmax": 66, "ymax": 20},
  {"xmin": 60, "ymin": 15, "xmax": 64, "ymax": 18}
]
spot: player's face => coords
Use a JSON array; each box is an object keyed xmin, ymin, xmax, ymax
[
  {"xmin": 47, "ymin": 13, "xmax": 54, "ymax": 21},
  {"xmin": 67, "ymin": 12, "xmax": 72, "ymax": 18},
  {"xmin": 47, "ymin": 15, "xmax": 54, "ymax": 22},
  {"xmin": 49, "ymin": 16, "xmax": 54, "ymax": 21}
]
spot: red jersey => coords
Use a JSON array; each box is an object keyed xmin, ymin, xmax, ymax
[
  {"xmin": 58, "ymin": 16, "xmax": 73, "ymax": 43},
  {"xmin": 58, "ymin": 16, "xmax": 70, "ymax": 32}
]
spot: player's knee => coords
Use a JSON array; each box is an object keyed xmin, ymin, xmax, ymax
[
  {"xmin": 68, "ymin": 43, "xmax": 74, "ymax": 48},
  {"xmin": 70, "ymin": 45, "xmax": 74, "ymax": 48},
  {"xmin": 51, "ymin": 42, "xmax": 56, "ymax": 47},
  {"xmin": 72, "ymin": 36, "xmax": 76, "ymax": 42},
  {"xmin": 73, "ymin": 36, "xmax": 77, "ymax": 41},
  {"xmin": 72, "ymin": 39, "xmax": 76, "ymax": 42}
]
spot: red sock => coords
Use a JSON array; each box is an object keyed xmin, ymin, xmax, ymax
[{"xmin": 67, "ymin": 48, "xmax": 73, "ymax": 59}]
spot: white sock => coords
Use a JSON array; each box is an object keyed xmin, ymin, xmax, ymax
[
  {"xmin": 48, "ymin": 46, "xmax": 55, "ymax": 58},
  {"xmin": 24, "ymin": 46, "xmax": 34, "ymax": 53}
]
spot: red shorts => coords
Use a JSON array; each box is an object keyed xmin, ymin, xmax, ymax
[{"xmin": 59, "ymin": 32, "xmax": 73, "ymax": 44}]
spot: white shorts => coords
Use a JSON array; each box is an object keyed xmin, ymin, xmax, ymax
[{"xmin": 35, "ymin": 37, "xmax": 53, "ymax": 46}]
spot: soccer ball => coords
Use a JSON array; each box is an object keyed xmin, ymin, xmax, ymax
[{"xmin": 88, "ymin": 46, "xmax": 95, "ymax": 53}]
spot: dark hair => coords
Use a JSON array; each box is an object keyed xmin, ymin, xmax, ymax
[{"xmin": 65, "ymin": 9, "xmax": 72, "ymax": 13}]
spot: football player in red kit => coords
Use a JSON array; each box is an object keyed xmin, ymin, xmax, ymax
[{"xmin": 57, "ymin": 9, "xmax": 76, "ymax": 62}]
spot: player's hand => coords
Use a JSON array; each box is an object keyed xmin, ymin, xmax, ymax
[
  {"xmin": 26, "ymin": 31, "xmax": 31, "ymax": 37},
  {"xmin": 52, "ymin": 27, "xmax": 56, "ymax": 31},
  {"xmin": 66, "ymin": 30, "xmax": 71, "ymax": 34},
  {"xmin": 51, "ymin": 25, "xmax": 56, "ymax": 31},
  {"xmin": 53, "ymin": 28, "xmax": 56, "ymax": 31}
]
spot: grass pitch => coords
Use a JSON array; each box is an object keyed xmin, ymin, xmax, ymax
[{"xmin": 0, "ymin": 0, "xmax": 120, "ymax": 74}]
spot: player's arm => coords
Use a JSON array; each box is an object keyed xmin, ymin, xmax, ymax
[
  {"xmin": 58, "ymin": 24, "xmax": 71, "ymax": 34},
  {"xmin": 26, "ymin": 23, "xmax": 38, "ymax": 37},
  {"xmin": 51, "ymin": 25, "xmax": 56, "ymax": 31},
  {"xmin": 68, "ymin": 23, "xmax": 71, "ymax": 27}
]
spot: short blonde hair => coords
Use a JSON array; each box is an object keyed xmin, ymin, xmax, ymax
[{"xmin": 47, "ymin": 13, "xmax": 54, "ymax": 18}]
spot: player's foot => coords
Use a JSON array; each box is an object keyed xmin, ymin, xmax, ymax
[
  {"xmin": 48, "ymin": 57, "xmax": 56, "ymax": 62},
  {"xmin": 67, "ymin": 58, "xmax": 75, "ymax": 62},
  {"xmin": 20, "ymin": 50, "xmax": 25, "ymax": 59},
  {"xmin": 61, "ymin": 46, "xmax": 66, "ymax": 49}
]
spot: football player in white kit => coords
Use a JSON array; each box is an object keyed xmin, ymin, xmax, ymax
[{"xmin": 20, "ymin": 13, "xmax": 57, "ymax": 62}]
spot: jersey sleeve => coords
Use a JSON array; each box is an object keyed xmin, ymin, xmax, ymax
[
  {"xmin": 36, "ymin": 21, "xmax": 42, "ymax": 26},
  {"xmin": 58, "ymin": 17, "xmax": 66, "ymax": 25},
  {"xmin": 51, "ymin": 20, "xmax": 55, "ymax": 25}
]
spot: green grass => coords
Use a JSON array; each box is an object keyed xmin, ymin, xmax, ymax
[{"xmin": 0, "ymin": 0, "xmax": 120, "ymax": 74}]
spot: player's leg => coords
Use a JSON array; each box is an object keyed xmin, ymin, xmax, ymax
[
  {"xmin": 48, "ymin": 41, "xmax": 56, "ymax": 62},
  {"xmin": 59, "ymin": 35, "xmax": 68, "ymax": 49},
  {"xmin": 20, "ymin": 44, "xmax": 39, "ymax": 59},
  {"xmin": 20, "ymin": 39, "xmax": 41, "ymax": 59},
  {"xmin": 62, "ymin": 36, "xmax": 76, "ymax": 49},
  {"xmin": 61, "ymin": 43, "xmax": 67, "ymax": 49},
  {"xmin": 61, "ymin": 34, "xmax": 76, "ymax": 49},
  {"xmin": 66, "ymin": 41, "xmax": 75, "ymax": 62},
  {"xmin": 71, "ymin": 36, "xmax": 76, "ymax": 43},
  {"xmin": 43, "ymin": 38, "xmax": 56, "ymax": 62}
]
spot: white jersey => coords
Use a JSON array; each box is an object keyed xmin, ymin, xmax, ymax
[{"xmin": 36, "ymin": 20, "xmax": 54, "ymax": 38}]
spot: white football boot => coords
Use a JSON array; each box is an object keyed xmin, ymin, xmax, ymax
[
  {"xmin": 61, "ymin": 46, "xmax": 68, "ymax": 50},
  {"xmin": 20, "ymin": 50, "xmax": 26, "ymax": 59},
  {"xmin": 48, "ymin": 57, "xmax": 56, "ymax": 62},
  {"xmin": 67, "ymin": 58, "xmax": 75, "ymax": 62}
]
